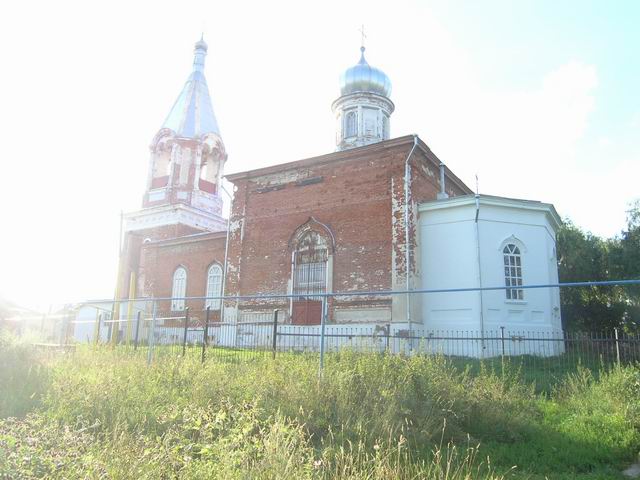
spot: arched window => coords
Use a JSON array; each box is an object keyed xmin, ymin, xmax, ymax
[
  {"xmin": 293, "ymin": 231, "xmax": 328, "ymax": 299},
  {"xmin": 291, "ymin": 230, "xmax": 329, "ymax": 325},
  {"xmin": 205, "ymin": 264, "xmax": 223, "ymax": 310},
  {"xmin": 171, "ymin": 267, "xmax": 187, "ymax": 311},
  {"xmin": 345, "ymin": 111, "xmax": 357, "ymax": 137},
  {"xmin": 503, "ymin": 244, "xmax": 523, "ymax": 300}
]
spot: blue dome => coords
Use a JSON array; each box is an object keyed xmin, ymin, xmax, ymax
[{"xmin": 339, "ymin": 47, "xmax": 391, "ymax": 98}]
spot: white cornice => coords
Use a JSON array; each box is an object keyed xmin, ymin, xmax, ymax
[
  {"xmin": 418, "ymin": 194, "xmax": 562, "ymax": 231},
  {"xmin": 124, "ymin": 204, "xmax": 227, "ymax": 233}
]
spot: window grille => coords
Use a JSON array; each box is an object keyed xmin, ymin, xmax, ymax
[
  {"xmin": 293, "ymin": 231, "xmax": 328, "ymax": 300},
  {"xmin": 503, "ymin": 244, "xmax": 523, "ymax": 300}
]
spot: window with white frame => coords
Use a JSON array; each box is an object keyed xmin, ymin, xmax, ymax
[
  {"xmin": 345, "ymin": 111, "xmax": 357, "ymax": 137},
  {"xmin": 171, "ymin": 267, "xmax": 187, "ymax": 311},
  {"xmin": 503, "ymin": 244, "xmax": 523, "ymax": 300},
  {"xmin": 205, "ymin": 264, "xmax": 223, "ymax": 310}
]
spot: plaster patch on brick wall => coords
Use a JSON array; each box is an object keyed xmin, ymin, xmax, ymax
[
  {"xmin": 419, "ymin": 163, "xmax": 435, "ymax": 179},
  {"xmin": 226, "ymin": 262, "xmax": 238, "ymax": 273},
  {"xmin": 391, "ymin": 176, "xmax": 407, "ymax": 282},
  {"xmin": 253, "ymin": 169, "xmax": 308, "ymax": 187}
]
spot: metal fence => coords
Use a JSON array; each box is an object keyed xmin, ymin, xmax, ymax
[
  {"xmin": 4, "ymin": 280, "xmax": 639, "ymax": 390},
  {"xmin": 60, "ymin": 307, "xmax": 640, "ymax": 390}
]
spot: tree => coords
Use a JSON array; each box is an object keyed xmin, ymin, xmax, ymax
[
  {"xmin": 608, "ymin": 200, "xmax": 640, "ymax": 331},
  {"xmin": 556, "ymin": 220, "xmax": 625, "ymax": 331}
]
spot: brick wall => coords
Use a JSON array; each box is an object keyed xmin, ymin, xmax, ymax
[
  {"xmin": 224, "ymin": 136, "xmax": 472, "ymax": 322},
  {"xmin": 118, "ymin": 136, "xmax": 471, "ymax": 325},
  {"xmin": 138, "ymin": 233, "xmax": 226, "ymax": 314}
]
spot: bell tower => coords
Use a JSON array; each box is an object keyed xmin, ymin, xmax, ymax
[{"xmin": 126, "ymin": 37, "xmax": 228, "ymax": 235}]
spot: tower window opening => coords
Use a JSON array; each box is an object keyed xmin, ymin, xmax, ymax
[
  {"xmin": 345, "ymin": 111, "xmax": 357, "ymax": 138},
  {"xmin": 151, "ymin": 150, "xmax": 171, "ymax": 188}
]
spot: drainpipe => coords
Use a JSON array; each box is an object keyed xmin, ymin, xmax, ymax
[
  {"xmin": 437, "ymin": 163, "xmax": 449, "ymax": 200},
  {"xmin": 474, "ymin": 194, "xmax": 486, "ymax": 353},
  {"xmin": 219, "ymin": 183, "xmax": 233, "ymax": 323},
  {"xmin": 404, "ymin": 135, "xmax": 419, "ymax": 334}
]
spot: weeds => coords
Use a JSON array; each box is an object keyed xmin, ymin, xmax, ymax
[
  {"xmin": 0, "ymin": 334, "xmax": 51, "ymax": 418},
  {"xmin": 1, "ymin": 340, "xmax": 639, "ymax": 478}
]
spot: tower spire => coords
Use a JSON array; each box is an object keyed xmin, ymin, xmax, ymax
[
  {"xmin": 161, "ymin": 36, "xmax": 220, "ymax": 139},
  {"xmin": 193, "ymin": 35, "xmax": 208, "ymax": 73}
]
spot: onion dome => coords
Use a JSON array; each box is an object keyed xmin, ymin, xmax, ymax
[{"xmin": 339, "ymin": 46, "xmax": 392, "ymax": 98}]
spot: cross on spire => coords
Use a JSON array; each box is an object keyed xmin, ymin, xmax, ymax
[{"xmin": 358, "ymin": 24, "xmax": 367, "ymax": 49}]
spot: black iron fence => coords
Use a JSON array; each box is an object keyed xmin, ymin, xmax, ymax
[
  {"xmin": 5, "ymin": 280, "xmax": 639, "ymax": 390},
  {"xmin": 52, "ymin": 306, "xmax": 639, "ymax": 391}
]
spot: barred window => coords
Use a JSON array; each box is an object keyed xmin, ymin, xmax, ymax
[
  {"xmin": 293, "ymin": 231, "xmax": 328, "ymax": 299},
  {"xmin": 205, "ymin": 264, "xmax": 223, "ymax": 310},
  {"xmin": 345, "ymin": 111, "xmax": 357, "ymax": 137},
  {"xmin": 171, "ymin": 267, "xmax": 187, "ymax": 311},
  {"xmin": 503, "ymin": 244, "xmax": 523, "ymax": 300}
]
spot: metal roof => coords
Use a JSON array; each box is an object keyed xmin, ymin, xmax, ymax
[
  {"xmin": 339, "ymin": 46, "xmax": 392, "ymax": 98},
  {"xmin": 161, "ymin": 38, "xmax": 221, "ymax": 139}
]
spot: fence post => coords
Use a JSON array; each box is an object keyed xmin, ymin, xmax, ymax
[
  {"xmin": 385, "ymin": 323, "xmax": 391, "ymax": 352},
  {"xmin": 272, "ymin": 309, "xmax": 279, "ymax": 359},
  {"xmin": 182, "ymin": 307, "xmax": 190, "ymax": 357},
  {"xmin": 147, "ymin": 300, "xmax": 157, "ymax": 366},
  {"xmin": 500, "ymin": 326, "xmax": 506, "ymax": 377},
  {"xmin": 134, "ymin": 311, "xmax": 141, "ymax": 351},
  {"xmin": 202, "ymin": 307, "xmax": 210, "ymax": 364},
  {"xmin": 95, "ymin": 313, "xmax": 102, "ymax": 346},
  {"xmin": 319, "ymin": 298, "xmax": 328, "ymax": 376},
  {"xmin": 614, "ymin": 327, "xmax": 621, "ymax": 366}
]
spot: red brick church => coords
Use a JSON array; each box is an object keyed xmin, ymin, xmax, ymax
[{"xmin": 117, "ymin": 38, "xmax": 477, "ymax": 327}]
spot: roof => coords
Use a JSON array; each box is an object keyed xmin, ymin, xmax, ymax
[
  {"xmin": 419, "ymin": 194, "xmax": 563, "ymax": 230},
  {"xmin": 161, "ymin": 39, "xmax": 221, "ymax": 139},
  {"xmin": 224, "ymin": 134, "xmax": 473, "ymax": 195},
  {"xmin": 339, "ymin": 46, "xmax": 392, "ymax": 98}
]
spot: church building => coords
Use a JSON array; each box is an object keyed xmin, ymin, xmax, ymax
[{"xmin": 116, "ymin": 38, "xmax": 563, "ymax": 351}]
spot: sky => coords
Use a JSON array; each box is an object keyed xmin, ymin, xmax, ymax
[{"xmin": 0, "ymin": 0, "xmax": 638, "ymax": 309}]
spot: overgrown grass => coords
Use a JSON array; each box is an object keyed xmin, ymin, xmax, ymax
[
  {"xmin": 0, "ymin": 334, "xmax": 51, "ymax": 418},
  {"xmin": 1, "ymin": 339, "xmax": 639, "ymax": 479}
]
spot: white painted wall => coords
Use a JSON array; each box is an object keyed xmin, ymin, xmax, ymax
[
  {"xmin": 418, "ymin": 195, "xmax": 564, "ymax": 356},
  {"xmin": 73, "ymin": 302, "xmax": 113, "ymax": 343}
]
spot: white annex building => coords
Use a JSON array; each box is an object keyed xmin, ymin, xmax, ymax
[{"xmin": 418, "ymin": 195, "xmax": 563, "ymax": 356}]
